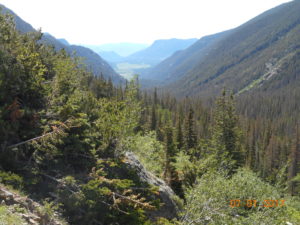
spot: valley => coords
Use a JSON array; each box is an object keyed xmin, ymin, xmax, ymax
[
  {"xmin": 88, "ymin": 38, "xmax": 198, "ymax": 79},
  {"xmin": 0, "ymin": 1, "xmax": 300, "ymax": 225},
  {"xmin": 114, "ymin": 62, "xmax": 151, "ymax": 80}
]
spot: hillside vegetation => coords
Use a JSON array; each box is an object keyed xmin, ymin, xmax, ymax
[
  {"xmin": 1, "ymin": 2, "xmax": 300, "ymax": 225},
  {"xmin": 0, "ymin": 11, "xmax": 162, "ymax": 224},
  {"xmin": 140, "ymin": 31, "xmax": 229, "ymax": 82}
]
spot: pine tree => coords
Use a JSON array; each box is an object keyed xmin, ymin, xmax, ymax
[
  {"xmin": 212, "ymin": 89, "xmax": 244, "ymax": 171},
  {"xmin": 163, "ymin": 123, "xmax": 184, "ymax": 197},
  {"xmin": 163, "ymin": 124, "xmax": 175, "ymax": 184},
  {"xmin": 184, "ymin": 107, "xmax": 197, "ymax": 151},
  {"xmin": 156, "ymin": 115, "xmax": 164, "ymax": 142},
  {"xmin": 150, "ymin": 104, "xmax": 157, "ymax": 131},
  {"xmin": 107, "ymin": 77, "xmax": 113, "ymax": 97},
  {"xmin": 288, "ymin": 124, "xmax": 300, "ymax": 195},
  {"xmin": 176, "ymin": 117, "xmax": 184, "ymax": 150},
  {"xmin": 247, "ymin": 124, "xmax": 257, "ymax": 170},
  {"xmin": 153, "ymin": 87, "xmax": 158, "ymax": 105},
  {"xmin": 245, "ymin": 123, "xmax": 252, "ymax": 168}
]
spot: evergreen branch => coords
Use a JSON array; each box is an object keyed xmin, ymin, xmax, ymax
[
  {"xmin": 113, "ymin": 192, "xmax": 155, "ymax": 210},
  {"xmin": 40, "ymin": 173, "xmax": 131, "ymax": 215}
]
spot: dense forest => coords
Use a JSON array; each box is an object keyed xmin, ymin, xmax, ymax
[{"xmin": 0, "ymin": 4, "xmax": 300, "ymax": 225}]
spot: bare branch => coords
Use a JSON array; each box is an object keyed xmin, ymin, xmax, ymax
[{"xmin": 7, "ymin": 131, "xmax": 58, "ymax": 149}]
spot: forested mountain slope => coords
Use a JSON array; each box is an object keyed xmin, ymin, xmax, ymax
[
  {"xmin": 148, "ymin": 0, "xmax": 300, "ymax": 97},
  {"xmin": 141, "ymin": 31, "xmax": 229, "ymax": 81},
  {"xmin": 0, "ymin": 4, "xmax": 124, "ymax": 84}
]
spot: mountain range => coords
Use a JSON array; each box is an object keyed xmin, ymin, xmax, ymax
[
  {"xmin": 85, "ymin": 43, "xmax": 149, "ymax": 57},
  {"xmin": 58, "ymin": 38, "xmax": 70, "ymax": 46},
  {"xmin": 123, "ymin": 38, "xmax": 198, "ymax": 66},
  {"xmin": 93, "ymin": 39, "xmax": 198, "ymax": 67},
  {"xmin": 143, "ymin": 0, "xmax": 300, "ymax": 98},
  {"xmin": 95, "ymin": 38, "xmax": 199, "ymax": 78},
  {"xmin": 2, "ymin": 0, "xmax": 299, "ymax": 98},
  {"xmin": 0, "ymin": 4, "xmax": 124, "ymax": 84},
  {"xmin": 98, "ymin": 51, "xmax": 124, "ymax": 63}
]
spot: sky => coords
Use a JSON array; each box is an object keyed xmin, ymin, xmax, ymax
[{"xmin": 0, "ymin": 0, "xmax": 293, "ymax": 45}]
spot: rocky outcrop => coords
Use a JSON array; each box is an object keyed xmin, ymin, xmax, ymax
[
  {"xmin": 124, "ymin": 152, "xmax": 179, "ymax": 220},
  {"xmin": 0, "ymin": 185, "xmax": 65, "ymax": 225}
]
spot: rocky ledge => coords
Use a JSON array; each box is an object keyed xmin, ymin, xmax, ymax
[
  {"xmin": 0, "ymin": 185, "xmax": 65, "ymax": 225},
  {"xmin": 124, "ymin": 152, "xmax": 179, "ymax": 220}
]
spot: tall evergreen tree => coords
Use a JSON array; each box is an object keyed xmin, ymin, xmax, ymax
[
  {"xmin": 212, "ymin": 90, "xmax": 244, "ymax": 171},
  {"xmin": 153, "ymin": 87, "xmax": 158, "ymax": 105},
  {"xmin": 163, "ymin": 124, "xmax": 176, "ymax": 185},
  {"xmin": 246, "ymin": 123, "xmax": 257, "ymax": 170},
  {"xmin": 176, "ymin": 117, "xmax": 184, "ymax": 150},
  {"xmin": 288, "ymin": 124, "xmax": 300, "ymax": 195},
  {"xmin": 163, "ymin": 123, "xmax": 184, "ymax": 197},
  {"xmin": 184, "ymin": 107, "xmax": 197, "ymax": 151},
  {"xmin": 150, "ymin": 104, "xmax": 157, "ymax": 131}
]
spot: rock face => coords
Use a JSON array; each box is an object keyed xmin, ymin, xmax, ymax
[
  {"xmin": 0, "ymin": 185, "xmax": 65, "ymax": 225},
  {"xmin": 124, "ymin": 152, "xmax": 179, "ymax": 220}
]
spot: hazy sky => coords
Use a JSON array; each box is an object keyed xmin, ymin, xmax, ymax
[{"xmin": 0, "ymin": 0, "xmax": 292, "ymax": 45}]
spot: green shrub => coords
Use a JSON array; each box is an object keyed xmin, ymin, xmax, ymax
[
  {"xmin": 0, "ymin": 171, "xmax": 23, "ymax": 189},
  {"xmin": 124, "ymin": 131, "xmax": 165, "ymax": 177},
  {"xmin": 181, "ymin": 168, "xmax": 300, "ymax": 224},
  {"xmin": 0, "ymin": 205, "xmax": 26, "ymax": 224},
  {"xmin": 37, "ymin": 199, "xmax": 61, "ymax": 222}
]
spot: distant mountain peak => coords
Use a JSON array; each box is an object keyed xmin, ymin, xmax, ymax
[
  {"xmin": 84, "ymin": 43, "xmax": 149, "ymax": 57},
  {"xmin": 58, "ymin": 38, "xmax": 70, "ymax": 46},
  {"xmin": 124, "ymin": 38, "xmax": 198, "ymax": 66}
]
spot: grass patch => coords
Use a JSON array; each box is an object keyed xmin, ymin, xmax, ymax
[{"xmin": 0, "ymin": 205, "xmax": 26, "ymax": 225}]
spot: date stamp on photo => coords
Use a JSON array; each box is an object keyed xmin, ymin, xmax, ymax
[{"xmin": 229, "ymin": 199, "xmax": 285, "ymax": 208}]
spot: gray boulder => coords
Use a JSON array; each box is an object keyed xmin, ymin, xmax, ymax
[{"xmin": 124, "ymin": 152, "xmax": 179, "ymax": 220}]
